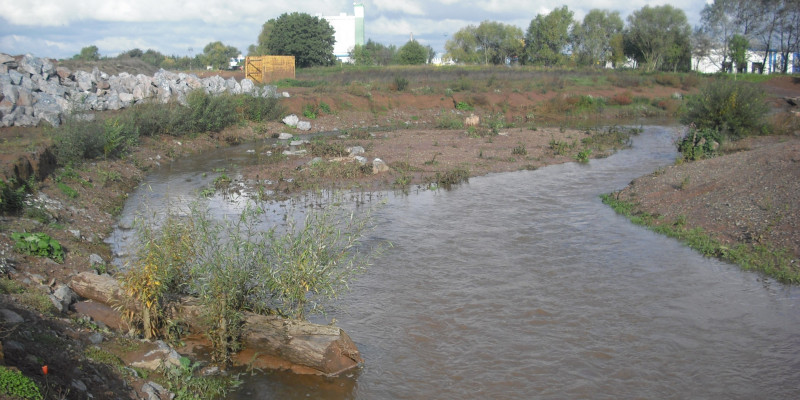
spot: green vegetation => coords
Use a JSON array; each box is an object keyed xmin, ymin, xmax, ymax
[
  {"xmin": 0, "ymin": 180, "xmax": 27, "ymax": 213},
  {"xmin": 431, "ymin": 167, "xmax": 470, "ymax": 190},
  {"xmin": 0, "ymin": 366, "xmax": 43, "ymax": 400},
  {"xmin": 601, "ymin": 194, "xmax": 799, "ymax": 283},
  {"xmin": 256, "ymin": 12, "xmax": 336, "ymax": 67},
  {"xmin": 11, "ymin": 232, "xmax": 64, "ymax": 263},
  {"xmin": 51, "ymin": 91, "xmax": 284, "ymax": 167},
  {"xmin": 680, "ymin": 79, "xmax": 769, "ymax": 139},
  {"xmin": 677, "ymin": 127, "xmax": 722, "ymax": 161},
  {"xmin": 162, "ymin": 356, "xmax": 240, "ymax": 400},
  {"xmin": 120, "ymin": 201, "xmax": 380, "ymax": 363}
]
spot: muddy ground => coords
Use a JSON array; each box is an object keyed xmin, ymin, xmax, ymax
[{"xmin": 0, "ymin": 66, "xmax": 799, "ymax": 399}]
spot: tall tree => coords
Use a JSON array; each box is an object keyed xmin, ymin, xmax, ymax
[
  {"xmin": 396, "ymin": 40, "xmax": 428, "ymax": 65},
  {"xmin": 625, "ymin": 5, "xmax": 692, "ymax": 71},
  {"xmin": 202, "ymin": 41, "xmax": 240, "ymax": 70},
  {"xmin": 265, "ymin": 12, "xmax": 336, "ymax": 68},
  {"xmin": 73, "ymin": 45, "xmax": 100, "ymax": 61},
  {"xmin": 445, "ymin": 21, "xmax": 523, "ymax": 65},
  {"xmin": 729, "ymin": 34, "xmax": 750, "ymax": 71},
  {"xmin": 445, "ymin": 25, "xmax": 481, "ymax": 64},
  {"xmin": 524, "ymin": 6, "xmax": 575, "ymax": 66},
  {"xmin": 572, "ymin": 9, "xmax": 624, "ymax": 67}
]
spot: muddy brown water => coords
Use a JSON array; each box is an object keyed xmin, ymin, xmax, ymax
[{"xmin": 110, "ymin": 126, "xmax": 800, "ymax": 399}]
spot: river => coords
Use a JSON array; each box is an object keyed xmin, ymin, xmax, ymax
[{"xmin": 110, "ymin": 126, "xmax": 800, "ymax": 399}]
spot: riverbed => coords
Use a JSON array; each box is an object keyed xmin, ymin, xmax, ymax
[{"xmin": 111, "ymin": 126, "xmax": 800, "ymax": 399}]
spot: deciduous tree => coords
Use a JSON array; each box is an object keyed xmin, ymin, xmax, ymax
[
  {"xmin": 624, "ymin": 5, "xmax": 691, "ymax": 71},
  {"xmin": 264, "ymin": 12, "xmax": 336, "ymax": 68},
  {"xmin": 202, "ymin": 41, "xmax": 240, "ymax": 70},
  {"xmin": 572, "ymin": 9, "xmax": 624, "ymax": 67},
  {"xmin": 524, "ymin": 6, "xmax": 575, "ymax": 66}
]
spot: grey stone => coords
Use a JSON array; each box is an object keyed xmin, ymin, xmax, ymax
[
  {"xmin": 354, "ymin": 155, "xmax": 367, "ymax": 164},
  {"xmin": 282, "ymin": 149, "xmax": 307, "ymax": 156},
  {"xmin": 347, "ymin": 146, "xmax": 365, "ymax": 156},
  {"xmin": 0, "ymin": 53, "xmax": 14, "ymax": 64},
  {"xmin": 0, "ymin": 309, "xmax": 24, "ymax": 324},
  {"xmin": 142, "ymin": 381, "xmax": 169, "ymax": 400},
  {"xmin": 282, "ymin": 114, "xmax": 299, "ymax": 127},
  {"xmin": 372, "ymin": 158, "xmax": 389, "ymax": 174},
  {"xmin": 278, "ymin": 132, "xmax": 293, "ymax": 140},
  {"xmin": 75, "ymin": 70, "xmax": 95, "ymax": 91},
  {"xmin": 71, "ymin": 380, "xmax": 87, "ymax": 392},
  {"xmin": 8, "ymin": 69, "xmax": 24, "ymax": 85},
  {"xmin": 296, "ymin": 121, "xmax": 311, "ymax": 131},
  {"xmin": 89, "ymin": 254, "xmax": 105, "ymax": 266},
  {"xmin": 241, "ymin": 78, "xmax": 255, "ymax": 94},
  {"xmin": 53, "ymin": 285, "xmax": 77, "ymax": 310},
  {"xmin": 20, "ymin": 54, "xmax": 43, "ymax": 76},
  {"xmin": 88, "ymin": 332, "xmax": 104, "ymax": 345}
]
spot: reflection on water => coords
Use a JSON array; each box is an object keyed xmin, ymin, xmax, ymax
[{"xmin": 111, "ymin": 127, "xmax": 800, "ymax": 399}]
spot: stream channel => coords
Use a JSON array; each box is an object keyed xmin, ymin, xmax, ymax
[{"xmin": 108, "ymin": 126, "xmax": 800, "ymax": 399}]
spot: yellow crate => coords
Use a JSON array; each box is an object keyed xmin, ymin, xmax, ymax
[{"xmin": 245, "ymin": 56, "xmax": 296, "ymax": 83}]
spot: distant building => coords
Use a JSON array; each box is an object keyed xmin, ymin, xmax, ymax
[
  {"xmin": 693, "ymin": 49, "xmax": 799, "ymax": 74},
  {"xmin": 320, "ymin": 3, "xmax": 365, "ymax": 63}
]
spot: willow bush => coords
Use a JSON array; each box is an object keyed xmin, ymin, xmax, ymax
[{"xmin": 121, "ymin": 199, "xmax": 381, "ymax": 363}]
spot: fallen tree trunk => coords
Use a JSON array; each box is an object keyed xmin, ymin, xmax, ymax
[{"xmin": 69, "ymin": 271, "xmax": 363, "ymax": 376}]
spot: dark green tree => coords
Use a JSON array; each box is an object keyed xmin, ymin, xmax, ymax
[
  {"xmin": 73, "ymin": 45, "xmax": 100, "ymax": 61},
  {"xmin": 572, "ymin": 10, "xmax": 624, "ymax": 67},
  {"xmin": 624, "ymin": 5, "xmax": 692, "ymax": 71},
  {"xmin": 265, "ymin": 12, "xmax": 336, "ymax": 68},
  {"xmin": 349, "ymin": 40, "xmax": 397, "ymax": 66},
  {"xmin": 202, "ymin": 41, "xmax": 240, "ymax": 70},
  {"xmin": 396, "ymin": 40, "xmax": 428, "ymax": 65},
  {"xmin": 524, "ymin": 6, "xmax": 575, "ymax": 66},
  {"xmin": 729, "ymin": 34, "xmax": 749, "ymax": 71}
]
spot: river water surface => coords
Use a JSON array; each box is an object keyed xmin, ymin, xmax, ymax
[{"xmin": 111, "ymin": 127, "xmax": 800, "ymax": 399}]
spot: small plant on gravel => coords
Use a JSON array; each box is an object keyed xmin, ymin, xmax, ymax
[
  {"xmin": 435, "ymin": 111, "xmax": 465, "ymax": 129},
  {"xmin": 161, "ymin": 356, "xmax": 240, "ymax": 400},
  {"xmin": 549, "ymin": 138, "xmax": 571, "ymax": 156},
  {"xmin": 678, "ymin": 126, "xmax": 722, "ymax": 161},
  {"xmin": 391, "ymin": 76, "xmax": 409, "ymax": 91},
  {"xmin": 431, "ymin": 167, "xmax": 470, "ymax": 189},
  {"xmin": 575, "ymin": 149, "xmax": 591, "ymax": 163},
  {"xmin": 302, "ymin": 103, "xmax": 319, "ymax": 119},
  {"xmin": 11, "ymin": 232, "xmax": 64, "ymax": 262},
  {"xmin": 512, "ymin": 143, "xmax": 528, "ymax": 156},
  {"xmin": 455, "ymin": 101, "xmax": 473, "ymax": 111}
]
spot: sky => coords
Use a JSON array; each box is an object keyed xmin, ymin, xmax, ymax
[{"xmin": 0, "ymin": 0, "xmax": 707, "ymax": 60}]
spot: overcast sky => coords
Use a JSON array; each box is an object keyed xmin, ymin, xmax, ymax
[{"xmin": 0, "ymin": 0, "xmax": 707, "ymax": 60}]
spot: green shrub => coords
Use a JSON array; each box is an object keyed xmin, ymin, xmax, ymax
[
  {"xmin": 433, "ymin": 167, "xmax": 470, "ymax": 189},
  {"xmin": 184, "ymin": 91, "xmax": 239, "ymax": 133},
  {"xmin": 0, "ymin": 180, "xmax": 26, "ymax": 213},
  {"xmin": 575, "ymin": 149, "xmax": 592, "ymax": 163},
  {"xmin": 391, "ymin": 76, "xmax": 409, "ymax": 91},
  {"xmin": 435, "ymin": 112, "xmax": 464, "ymax": 129},
  {"xmin": 512, "ymin": 144, "xmax": 527, "ymax": 156},
  {"xmin": 0, "ymin": 366, "xmax": 43, "ymax": 400},
  {"xmin": 678, "ymin": 127, "xmax": 722, "ymax": 161},
  {"xmin": 57, "ymin": 182, "xmax": 78, "ymax": 198},
  {"xmin": 11, "ymin": 232, "xmax": 64, "ymax": 262},
  {"xmin": 680, "ymin": 79, "xmax": 769, "ymax": 139},
  {"xmin": 51, "ymin": 118, "xmax": 105, "ymax": 165},
  {"xmin": 455, "ymin": 101, "xmax": 473, "ymax": 111},
  {"xmin": 302, "ymin": 103, "xmax": 319, "ymax": 119}
]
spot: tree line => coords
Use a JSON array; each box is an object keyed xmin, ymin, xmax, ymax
[{"xmin": 73, "ymin": 1, "xmax": 799, "ymax": 73}]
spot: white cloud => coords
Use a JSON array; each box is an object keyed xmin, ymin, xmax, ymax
[{"xmin": 371, "ymin": 0, "xmax": 425, "ymax": 16}]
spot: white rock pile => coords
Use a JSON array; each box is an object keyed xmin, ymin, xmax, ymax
[{"xmin": 0, "ymin": 53, "xmax": 279, "ymax": 128}]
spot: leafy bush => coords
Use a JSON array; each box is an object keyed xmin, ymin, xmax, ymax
[
  {"xmin": 678, "ymin": 127, "xmax": 722, "ymax": 161},
  {"xmin": 51, "ymin": 118, "xmax": 105, "ymax": 165},
  {"xmin": 11, "ymin": 232, "xmax": 64, "ymax": 262},
  {"xmin": 435, "ymin": 112, "xmax": 464, "ymax": 129},
  {"xmin": 0, "ymin": 366, "xmax": 43, "ymax": 400},
  {"xmin": 0, "ymin": 180, "xmax": 26, "ymax": 213},
  {"xmin": 512, "ymin": 144, "xmax": 527, "ymax": 156},
  {"xmin": 302, "ymin": 103, "xmax": 319, "ymax": 119},
  {"xmin": 575, "ymin": 149, "xmax": 592, "ymax": 163},
  {"xmin": 432, "ymin": 167, "xmax": 470, "ymax": 189},
  {"xmin": 391, "ymin": 76, "xmax": 409, "ymax": 91},
  {"xmin": 680, "ymin": 79, "xmax": 769, "ymax": 139},
  {"xmin": 455, "ymin": 101, "xmax": 474, "ymax": 111},
  {"xmin": 162, "ymin": 356, "xmax": 240, "ymax": 400}
]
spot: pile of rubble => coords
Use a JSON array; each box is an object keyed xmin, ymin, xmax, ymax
[{"xmin": 0, "ymin": 53, "xmax": 281, "ymax": 128}]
